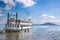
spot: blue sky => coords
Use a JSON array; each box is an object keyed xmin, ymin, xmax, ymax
[{"xmin": 0, "ymin": 0, "xmax": 60, "ymax": 29}]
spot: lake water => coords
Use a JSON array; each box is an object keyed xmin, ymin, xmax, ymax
[{"xmin": 0, "ymin": 25, "xmax": 60, "ymax": 40}]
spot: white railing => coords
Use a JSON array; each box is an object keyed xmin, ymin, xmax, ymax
[
  {"xmin": 5, "ymin": 27, "xmax": 21, "ymax": 30},
  {"xmin": 23, "ymin": 26, "xmax": 32, "ymax": 29},
  {"xmin": 5, "ymin": 26, "xmax": 32, "ymax": 30},
  {"xmin": 20, "ymin": 23, "xmax": 32, "ymax": 25}
]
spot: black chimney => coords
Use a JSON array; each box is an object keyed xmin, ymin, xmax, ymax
[
  {"xmin": 16, "ymin": 13, "xmax": 18, "ymax": 20},
  {"xmin": 7, "ymin": 13, "xmax": 9, "ymax": 24}
]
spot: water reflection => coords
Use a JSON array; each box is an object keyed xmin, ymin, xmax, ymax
[
  {"xmin": 6, "ymin": 32, "xmax": 19, "ymax": 40},
  {"xmin": 1, "ymin": 26, "xmax": 60, "ymax": 40},
  {"xmin": 5, "ymin": 29, "xmax": 32, "ymax": 40}
]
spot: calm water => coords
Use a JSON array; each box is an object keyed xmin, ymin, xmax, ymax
[{"xmin": 0, "ymin": 25, "xmax": 60, "ymax": 40}]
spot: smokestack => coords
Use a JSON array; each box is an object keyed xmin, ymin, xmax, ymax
[
  {"xmin": 16, "ymin": 13, "xmax": 18, "ymax": 25},
  {"xmin": 16, "ymin": 12, "xmax": 18, "ymax": 20},
  {"xmin": 7, "ymin": 13, "xmax": 9, "ymax": 24}
]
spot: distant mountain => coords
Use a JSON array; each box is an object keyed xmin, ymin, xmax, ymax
[
  {"xmin": 40, "ymin": 23, "xmax": 57, "ymax": 25},
  {"xmin": 33, "ymin": 23, "xmax": 58, "ymax": 26}
]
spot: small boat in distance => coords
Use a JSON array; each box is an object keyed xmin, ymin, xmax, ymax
[{"xmin": 5, "ymin": 13, "xmax": 32, "ymax": 32}]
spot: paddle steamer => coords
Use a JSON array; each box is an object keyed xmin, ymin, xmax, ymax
[{"xmin": 5, "ymin": 13, "xmax": 32, "ymax": 32}]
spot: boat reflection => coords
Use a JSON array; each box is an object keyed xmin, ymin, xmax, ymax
[{"xmin": 5, "ymin": 29, "xmax": 32, "ymax": 40}]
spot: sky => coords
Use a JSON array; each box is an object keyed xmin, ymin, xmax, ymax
[{"xmin": 0, "ymin": 0, "xmax": 60, "ymax": 29}]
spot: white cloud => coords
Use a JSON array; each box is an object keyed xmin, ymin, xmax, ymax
[
  {"xmin": 0, "ymin": 12, "xmax": 4, "ymax": 24},
  {"xmin": 5, "ymin": 5, "xmax": 12, "ymax": 10},
  {"xmin": 0, "ymin": 10, "xmax": 3, "ymax": 16},
  {"xmin": 55, "ymin": 20, "xmax": 60, "ymax": 22},
  {"xmin": 3, "ymin": 0, "xmax": 15, "ymax": 6},
  {"xmin": 0, "ymin": 18, "xmax": 6, "ymax": 24},
  {"xmin": 41, "ymin": 14, "xmax": 55, "ymax": 19},
  {"xmin": 0, "ymin": 13, "xmax": 3, "ymax": 16},
  {"xmin": 41, "ymin": 14, "xmax": 48, "ymax": 18},
  {"xmin": 0, "ymin": 10, "xmax": 2, "ymax": 13},
  {"xmin": 0, "ymin": 0, "xmax": 36, "ymax": 10},
  {"xmin": 32, "ymin": 20, "xmax": 41, "ymax": 24},
  {"xmin": 41, "ymin": 14, "xmax": 56, "ymax": 23},
  {"xmin": 15, "ymin": 0, "xmax": 36, "ymax": 7},
  {"xmin": 49, "ymin": 16, "xmax": 55, "ymax": 19},
  {"xmin": 0, "ymin": 0, "xmax": 36, "ymax": 11},
  {"xmin": 0, "ymin": 0, "xmax": 15, "ymax": 10},
  {"xmin": 32, "ymin": 14, "xmax": 57, "ymax": 24}
]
